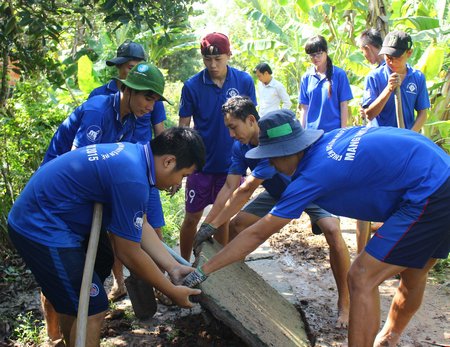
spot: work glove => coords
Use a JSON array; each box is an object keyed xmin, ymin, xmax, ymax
[
  {"xmin": 193, "ymin": 223, "xmax": 217, "ymax": 255},
  {"xmin": 182, "ymin": 267, "xmax": 208, "ymax": 288}
]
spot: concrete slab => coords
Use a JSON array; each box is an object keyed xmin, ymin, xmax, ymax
[{"xmin": 195, "ymin": 240, "xmax": 310, "ymax": 347}]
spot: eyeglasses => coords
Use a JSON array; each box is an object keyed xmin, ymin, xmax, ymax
[{"xmin": 308, "ymin": 51, "xmax": 324, "ymax": 60}]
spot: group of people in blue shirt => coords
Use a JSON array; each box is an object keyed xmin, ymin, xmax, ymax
[{"xmin": 7, "ymin": 27, "xmax": 448, "ymax": 347}]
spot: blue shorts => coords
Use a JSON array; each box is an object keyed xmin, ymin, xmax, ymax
[
  {"xmin": 147, "ymin": 187, "xmax": 165, "ymax": 228},
  {"xmin": 366, "ymin": 177, "xmax": 450, "ymax": 268},
  {"xmin": 8, "ymin": 226, "xmax": 111, "ymax": 316},
  {"xmin": 184, "ymin": 172, "xmax": 228, "ymax": 213},
  {"xmin": 243, "ymin": 190, "xmax": 337, "ymax": 224}
]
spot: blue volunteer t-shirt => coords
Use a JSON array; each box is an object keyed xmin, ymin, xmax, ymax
[
  {"xmin": 89, "ymin": 79, "xmax": 166, "ymax": 143},
  {"xmin": 271, "ymin": 127, "xmax": 450, "ymax": 221},
  {"xmin": 179, "ymin": 66, "xmax": 257, "ymax": 173},
  {"xmin": 9, "ymin": 142, "xmax": 155, "ymax": 247},
  {"xmin": 228, "ymin": 141, "xmax": 290, "ymax": 199},
  {"xmin": 362, "ymin": 64, "xmax": 430, "ymax": 129},
  {"xmin": 299, "ymin": 66, "xmax": 353, "ymax": 132},
  {"xmin": 42, "ymin": 93, "xmax": 143, "ymax": 164}
]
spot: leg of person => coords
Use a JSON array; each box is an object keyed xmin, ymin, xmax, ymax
[
  {"xmin": 40, "ymin": 228, "xmax": 113, "ymax": 341},
  {"xmin": 208, "ymin": 173, "xmax": 233, "ymax": 246},
  {"xmin": 180, "ymin": 210, "xmax": 203, "ymax": 261},
  {"xmin": 356, "ymin": 220, "xmax": 371, "ymax": 254},
  {"xmin": 8, "ymin": 226, "xmax": 110, "ymax": 346},
  {"xmin": 230, "ymin": 191, "xmax": 276, "ymax": 240},
  {"xmin": 59, "ymin": 311, "xmax": 106, "ymax": 347},
  {"xmin": 40, "ymin": 292, "xmax": 62, "ymax": 342},
  {"xmin": 374, "ymin": 258, "xmax": 438, "ymax": 347},
  {"xmin": 316, "ymin": 215, "xmax": 351, "ymax": 328},
  {"xmin": 351, "ymin": 178, "xmax": 450, "ymax": 346},
  {"xmin": 348, "ymin": 252, "xmax": 404, "ymax": 347}
]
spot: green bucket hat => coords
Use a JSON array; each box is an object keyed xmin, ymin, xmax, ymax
[{"xmin": 117, "ymin": 62, "xmax": 172, "ymax": 104}]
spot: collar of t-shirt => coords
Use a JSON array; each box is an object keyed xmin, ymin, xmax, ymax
[
  {"xmin": 113, "ymin": 91, "xmax": 136, "ymax": 125},
  {"xmin": 106, "ymin": 79, "xmax": 119, "ymax": 93},
  {"xmin": 202, "ymin": 66, "xmax": 230, "ymax": 86},
  {"xmin": 143, "ymin": 143, "xmax": 156, "ymax": 187}
]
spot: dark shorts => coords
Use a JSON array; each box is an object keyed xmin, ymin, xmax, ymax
[
  {"xmin": 366, "ymin": 177, "xmax": 450, "ymax": 268},
  {"xmin": 8, "ymin": 226, "xmax": 113, "ymax": 316},
  {"xmin": 242, "ymin": 190, "xmax": 337, "ymax": 223},
  {"xmin": 185, "ymin": 172, "xmax": 228, "ymax": 213},
  {"xmin": 147, "ymin": 187, "xmax": 165, "ymax": 229}
]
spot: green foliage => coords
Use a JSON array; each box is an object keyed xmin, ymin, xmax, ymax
[
  {"xmin": 161, "ymin": 190, "xmax": 186, "ymax": 247},
  {"xmin": 0, "ymin": 78, "xmax": 69, "ymax": 242},
  {"xmin": 11, "ymin": 311, "xmax": 45, "ymax": 346}
]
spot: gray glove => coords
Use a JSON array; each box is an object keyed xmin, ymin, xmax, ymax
[
  {"xmin": 193, "ymin": 223, "xmax": 217, "ymax": 254},
  {"xmin": 182, "ymin": 267, "xmax": 208, "ymax": 288}
]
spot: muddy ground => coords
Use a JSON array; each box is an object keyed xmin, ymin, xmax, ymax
[{"xmin": 0, "ymin": 215, "xmax": 448, "ymax": 346}]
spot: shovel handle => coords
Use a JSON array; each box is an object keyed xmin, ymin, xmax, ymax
[
  {"xmin": 394, "ymin": 87, "xmax": 405, "ymax": 128},
  {"xmin": 75, "ymin": 203, "xmax": 103, "ymax": 347}
]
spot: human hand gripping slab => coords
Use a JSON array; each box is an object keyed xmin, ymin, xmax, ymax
[
  {"xmin": 193, "ymin": 223, "xmax": 217, "ymax": 255},
  {"xmin": 182, "ymin": 267, "xmax": 208, "ymax": 288}
]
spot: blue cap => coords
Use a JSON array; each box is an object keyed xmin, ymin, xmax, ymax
[
  {"xmin": 106, "ymin": 40, "xmax": 146, "ymax": 66},
  {"xmin": 245, "ymin": 109, "xmax": 323, "ymax": 159}
]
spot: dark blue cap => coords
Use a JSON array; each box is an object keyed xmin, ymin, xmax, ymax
[
  {"xmin": 245, "ymin": 109, "xmax": 323, "ymax": 159},
  {"xmin": 106, "ymin": 40, "xmax": 146, "ymax": 66}
]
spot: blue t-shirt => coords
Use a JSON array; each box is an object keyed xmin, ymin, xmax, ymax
[
  {"xmin": 270, "ymin": 127, "xmax": 450, "ymax": 222},
  {"xmin": 179, "ymin": 66, "xmax": 257, "ymax": 173},
  {"xmin": 228, "ymin": 141, "xmax": 290, "ymax": 199},
  {"xmin": 362, "ymin": 64, "xmax": 430, "ymax": 129},
  {"xmin": 9, "ymin": 142, "xmax": 155, "ymax": 247},
  {"xmin": 42, "ymin": 93, "xmax": 145, "ymax": 164},
  {"xmin": 89, "ymin": 79, "xmax": 166, "ymax": 143},
  {"xmin": 299, "ymin": 66, "xmax": 353, "ymax": 133}
]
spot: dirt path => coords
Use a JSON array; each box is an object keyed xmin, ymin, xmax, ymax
[
  {"xmin": 266, "ymin": 215, "xmax": 450, "ymax": 347},
  {"xmin": 0, "ymin": 214, "xmax": 448, "ymax": 346}
]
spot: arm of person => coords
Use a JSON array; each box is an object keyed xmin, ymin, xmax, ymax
[
  {"xmin": 202, "ymin": 213, "xmax": 291, "ymax": 275},
  {"xmin": 152, "ymin": 121, "xmax": 165, "ymax": 137},
  {"xmin": 111, "ymin": 230, "xmax": 200, "ymax": 307},
  {"xmin": 179, "ymin": 116, "xmax": 191, "ymax": 127},
  {"xmin": 208, "ymin": 175, "xmax": 264, "ymax": 229},
  {"xmin": 203, "ymin": 174, "xmax": 243, "ymax": 224},
  {"xmin": 411, "ymin": 109, "xmax": 428, "ymax": 132},
  {"xmin": 298, "ymin": 104, "xmax": 308, "ymax": 128},
  {"xmin": 365, "ymin": 73, "xmax": 400, "ymax": 120},
  {"xmin": 340, "ymin": 100, "xmax": 349, "ymax": 127}
]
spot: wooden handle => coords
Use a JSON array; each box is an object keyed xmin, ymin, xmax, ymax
[
  {"xmin": 394, "ymin": 87, "xmax": 405, "ymax": 128},
  {"xmin": 75, "ymin": 203, "xmax": 103, "ymax": 347}
]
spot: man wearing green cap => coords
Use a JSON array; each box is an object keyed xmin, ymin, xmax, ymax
[
  {"xmin": 43, "ymin": 62, "xmax": 168, "ymax": 164},
  {"xmin": 40, "ymin": 62, "xmax": 170, "ymax": 343}
]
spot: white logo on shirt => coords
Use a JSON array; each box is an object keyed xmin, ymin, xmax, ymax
[
  {"xmin": 86, "ymin": 125, "xmax": 102, "ymax": 142},
  {"xmin": 133, "ymin": 211, "xmax": 144, "ymax": 230},
  {"xmin": 90, "ymin": 283, "xmax": 100, "ymax": 297},
  {"xmin": 226, "ymin": 88, "xmax": 240, "ymax": 99},
  {"xmin": 406, "ymin": 83, "xmax": 417, "ymax": 94}
]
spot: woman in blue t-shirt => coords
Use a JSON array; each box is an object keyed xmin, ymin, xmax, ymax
[{"xmin": 298, "ymin": 35, "xmax": 353, "ymax": 133}]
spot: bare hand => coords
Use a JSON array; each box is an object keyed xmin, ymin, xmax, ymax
[
  {"xmin": 388, "ymin": 72, "xmax": 402, "ymax": 92},
  {"xmin": 169, "ymin": 285, "xmax": 201, "ymax": 308},
  {"xmin": 168, "ymin": 264, "xmax": 195, "ymax": 285}
]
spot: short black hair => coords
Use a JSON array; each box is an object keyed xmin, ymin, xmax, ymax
[
  {"xmin": 221, "ymin": 95, "xmax": 259, "ymax": 122},
  {"xmin": 358, "ymin": 29, "xmax": 383, "ymax": 49},
  {"xmin": 254, "ymin": 63, "xmax": 272, "ymax": 75},
  {"xmin": 151, "ymin": 127, "xmax": 205, "ymax": 171}
]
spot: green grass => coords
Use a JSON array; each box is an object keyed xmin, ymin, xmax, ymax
[
  {"xmin": 160, "ymin": 188, "xmax": 185, "ymax": 247},
  {"xmin": 11, "ymin": 311, "xmax": 45, "ymax": 346}
]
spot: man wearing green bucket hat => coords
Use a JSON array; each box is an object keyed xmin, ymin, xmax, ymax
[
  {"xmin": 43, "ymin": 61, "xmax": 170, "ymax": 164},
  {"xmin": 40, "ymin": 61, "xmax": 171, "ymax": 343}
]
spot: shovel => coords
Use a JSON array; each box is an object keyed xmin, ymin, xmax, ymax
[
  {"xmin": 394, "ymin": 86, "xmax": 405, "ymax": 129},
  {"xmin": 75, "ymin": 203, "xmax": 103, "ymax": 347},
  {"xmin": 125, "ymin": 242, "xmax": 191, "ymax": 320}
]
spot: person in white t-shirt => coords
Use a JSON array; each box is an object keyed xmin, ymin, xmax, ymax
[{"xmin": 254, "ymin": 63, "xmax": 292, "ymax": 117}]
